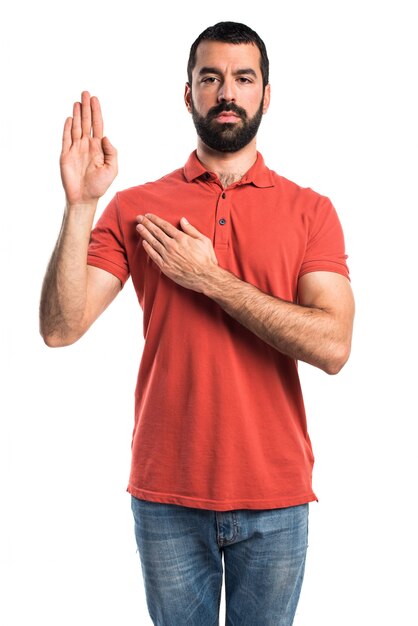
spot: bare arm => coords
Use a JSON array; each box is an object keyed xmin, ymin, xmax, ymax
[
  {"xmin": 40, "ymin": 92, "xmax": 120, "ymax": 347},
  {"xmin": 202, "ymin": 267, "xmax": 354, "ymax": 374},
  {"xmin": 136, "ymin": 213, "xmax": 354, "ymax": 374}
]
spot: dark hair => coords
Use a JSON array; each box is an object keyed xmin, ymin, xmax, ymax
[{"xmin": 187, "ymin": 21, "xmax": 269, "ymax": 88}]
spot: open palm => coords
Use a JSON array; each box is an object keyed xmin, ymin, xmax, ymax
[{"xmin": 60, "ymin": 91, "xmax": 118, "ymax": 205}]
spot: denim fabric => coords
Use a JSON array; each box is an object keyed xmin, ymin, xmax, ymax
[{"xmin": 131, "ymin": 497, "xmax": 308, "ymax": 626}]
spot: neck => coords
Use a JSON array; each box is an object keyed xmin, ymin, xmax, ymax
[{"xmin": 196, "ymin": 138, "xmax": 258, "ymax": 188}]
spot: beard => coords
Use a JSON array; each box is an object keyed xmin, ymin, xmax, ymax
[{"xmin": 190, "ymin": 95, "xmax": 264, "ymax": 153}]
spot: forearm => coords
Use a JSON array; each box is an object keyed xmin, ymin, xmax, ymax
[
  {"xmin": 40, "ymin": 202, "xmax": 97, "ymax": 346},
  {"xmin": 203, "ymin": 266, "xmax": 349, "ymax": 374}
]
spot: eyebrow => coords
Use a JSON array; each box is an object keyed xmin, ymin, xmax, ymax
[{"xmin": 198, "ymin": 66, "xmax": 258, "ymax": 78}]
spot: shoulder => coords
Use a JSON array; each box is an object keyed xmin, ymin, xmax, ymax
[
  {"xmin": 256, "ymin": 153, "xmax": 327, "ymax": 206},
  {"xmin": 260, "ymin": 168, "xmax": 335, "ymax": 227},
  {"xmin": 268, "ymin": 167, "xmax": 328, "ymax": 206},
  {"xmin": 259, "ymin": 162, "xmax": 342, "ymax": 236},
  {"xmin": 116, "ymin": 166, "xmax": 186, "ymax": 205}
]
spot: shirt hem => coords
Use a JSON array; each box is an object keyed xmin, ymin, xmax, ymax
[
  {"xmin": 127, "ymin": 484, "xmax": 318, "ymax": 511},
  {"xmin": 87, "ymin": 255, "xmax": 129, "ymax": 286},
  {"xmin": 298, "ymin": 263, "xmax": 350, "ymax": 281}
]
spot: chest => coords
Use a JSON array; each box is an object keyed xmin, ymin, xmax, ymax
[{"xmin": 126, "ymin": 185, "xmax": 309, "ymax": 302}]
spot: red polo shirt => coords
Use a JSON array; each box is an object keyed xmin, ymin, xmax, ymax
[{"xmin": 87, "ymin": 151, "xmax": 349, "ymax": 511}]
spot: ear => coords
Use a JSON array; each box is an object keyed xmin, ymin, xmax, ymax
[
  {"xmin": 262, "ymin": 84, "xmax": 271, "ymax": 114},
  {"xmin": 184, "ymin": 83, "xmax": 192, "ymax": 113}
]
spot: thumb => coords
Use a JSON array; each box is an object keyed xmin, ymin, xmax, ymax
[
  {"xmin": 102, "ymin": 136, "xmax": 117, "ymax": 163},
  {"xmin": 180, "ymin": 217, "xmax": 204, "ymax": 239}
]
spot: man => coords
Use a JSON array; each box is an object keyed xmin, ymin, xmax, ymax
[{"xmin": 40, "ymin": 21, "xmax": 354, "ymax": 626}]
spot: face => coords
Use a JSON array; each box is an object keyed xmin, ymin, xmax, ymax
[{"xmin": 185, "ymin": 41, "xmax": 270, "ymax": 153}]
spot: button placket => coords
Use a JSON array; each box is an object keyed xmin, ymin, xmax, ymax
[{"xmin": 214, "ymin": 189, "xmax": 230, "ymax": 250}]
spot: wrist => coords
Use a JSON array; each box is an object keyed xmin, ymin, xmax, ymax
[
  {"xmin": 63, "ymin": 200, "xmax": 98, "ymax": 231},
  {"xmin": 201, "ymin": 264, "xmax": 234, "ymax": 300},
  {"xmin": 64, "ymin": 200, "xmax": 98, "ymax": 225},
  {"xmin": 65, "ymin": 199, "xmax": 98, "ymax": 213}
]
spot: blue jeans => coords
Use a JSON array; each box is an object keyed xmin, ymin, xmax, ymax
[{"xmin": 131, "ymin": 497, "xmax": 309, "ymax": 626}]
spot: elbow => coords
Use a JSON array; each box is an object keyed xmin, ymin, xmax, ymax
[
  {"xmin": 322, "ymin": 342, "xmax": 351, "ymax": 376},
  {"xmin": 40, "ymin": 323, "xmax": 84, "ymax": 348},
  {"xmin": 41, "ymin": 332, "xmax": 79, "ymax": 348},
  {"xmin": 41, "ymin": 333, "xmax": 76, "ymax": 348}
]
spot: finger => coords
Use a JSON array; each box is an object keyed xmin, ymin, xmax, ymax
[
  {"xmin": 91, "ymin": 96, "xmax": 104, "ymax": 138},
  {"xmin": 143, "ymin": 213, "xmax": 179, "ymax": 238},
  {"xmin": 71, "ymin": 101, "xmax": 82, "ymax": 141},
  {"xmin": 180, "ymin": 217, "xmax": 205, "ymax": 239},
  {"xmin": 81, "ymin": 90, "xmax": 92, "ymax": 137},
  {"xmin": 62, "ymin": 117, "xmax": 73, "ymax": 153},
  {"xmin": 142, "ymin": 240, "xmax": 164, "ymax": 268},
  {"xmin": 138, "ymin": 225, "xmax": 166, "ymax": 257},
  {"xmin": 137, "ymin": 219, "xmax": 170, "ymax": 247}
]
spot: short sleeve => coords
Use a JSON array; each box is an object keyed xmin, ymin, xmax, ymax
[
  {"xmin": 299, "ymin": 197, "xmax": 350, "ymax": 280},
  {"xmin": 87, "ymin": 193, "xmax": 130, "ymax": 286}
]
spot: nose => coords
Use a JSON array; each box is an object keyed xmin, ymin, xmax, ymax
[{"xmin": 217, "ymin": 78, "xmax": 236, "ymax": 103}]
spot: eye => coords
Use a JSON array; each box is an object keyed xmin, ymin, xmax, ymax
[
  {"xmin": 237, "ymin": 77, "xmax": 252, "ymax": 84},
  {"xmin": 201, "ymin": 76, "xmax": 218, "ymax": 84}
]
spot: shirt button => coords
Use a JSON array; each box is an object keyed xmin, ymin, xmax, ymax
[
  {"xmin": 221, "ymin": 192, "xmax": 226, "ymax": 199},
  {"xmin": 219, "ymin": 218, "xmax": 227, "ymax": 225}
]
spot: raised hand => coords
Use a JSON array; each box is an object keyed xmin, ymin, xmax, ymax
[{"xmin": 60, "ymin": 91, "xmax": 118, "ymax": 206}]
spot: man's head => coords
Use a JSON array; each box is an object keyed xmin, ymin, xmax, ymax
[
  {"xmin": 185, "ymin": 22, "xmax": 270, "ymax": 153},
  {"xmin": 187, "ymin": 22, "xmax": 269, "ymax": 89}
]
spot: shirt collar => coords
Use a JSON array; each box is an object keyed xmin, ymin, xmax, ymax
[{"xmin": 183, "ymin": 150, "xmax": 275, "ymax": 188}]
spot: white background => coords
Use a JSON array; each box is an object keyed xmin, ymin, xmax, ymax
[{"xmin": 2, "ymin": 0, "xmax": 417, "ymax": 624}]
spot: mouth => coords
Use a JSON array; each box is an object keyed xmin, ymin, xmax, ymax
[{"xmin": 214, "ymin": 112, "xmax": 241, "ymax": 123}]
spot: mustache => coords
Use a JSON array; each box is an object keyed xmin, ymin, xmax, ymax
[{"xmin": 207, "ymin": 102, "xmax": 247, "ymax": 121}]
